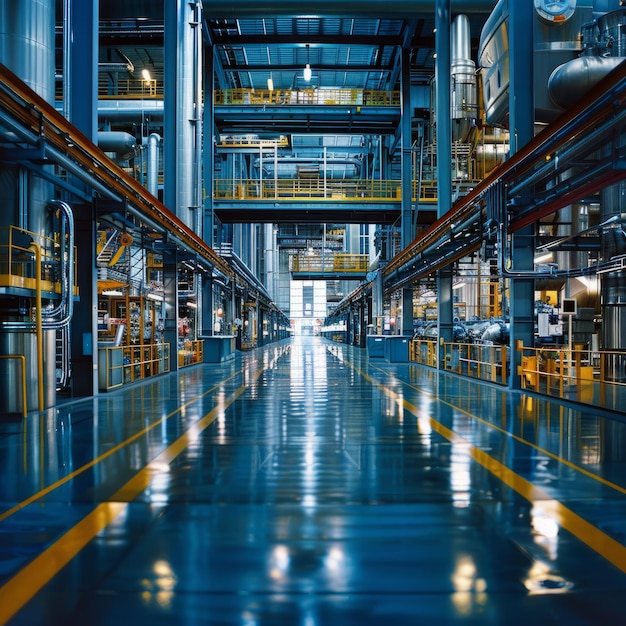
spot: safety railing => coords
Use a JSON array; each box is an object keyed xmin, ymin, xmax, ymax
[
  {"xmin": 410, "ymin": 339, "xmax": 509, "ymax": 385},
  {"xmin": 517, "ymin": 345, "xmax": 626, "ymax": 412},
  {"xmin": 410, "ymin": 339, "xmax": 438, "ymax": 368},
  {"xmin": 214, "ymin": 88, "xmax": 400, "ymax": 107},
  {"xmin": 214, "ymin": 179, "xmax": 402, "ymax": 202},
  {"xmin": 218, "ymin": 135, "xmax": 290, "ymax": 148},
  {"xmin": 0, "ymin": 226, "xmax": 78, "ymax": 295},
  {"xmin": 292, "ymin": 253, "xmax": 370, "ymax": 274},
  {"xmin": 98, "ymin": 343, "xmax": 170, "ymax": 391},
  {"xmin": 123, "ymin": 343, "xmax": 170, "ymax": 384},
  {"xmin": 98, "ymin": 78, "xmax": 160, "ymax": 98},
  {"xmin": 442, "ymin": 341, "xmax": 509, "ymax": 385},
  {"xmin": 178, "ymin": 339, "xmax": 203, "ymax": 368}
]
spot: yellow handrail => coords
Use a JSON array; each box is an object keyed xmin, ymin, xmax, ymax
[
  {"xmin": 214, "ymin": 179, "xmax": 402, "ymax": 202},
  {"xmin": 214, "ymin": 88, "xmax": 400, "ymax": 106}
]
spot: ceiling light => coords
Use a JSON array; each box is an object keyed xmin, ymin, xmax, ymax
[
  {"xmin": 304, "ymin": 44, "xmax": 312, "ymax": 82},
  {"xmin": 142, "ymin": 69, "xmax": 151, "ymax": 82},
  {"xmin": 267, "ymin": 74, "xmax": 274, "ymax": 91},
  {"xmin": 102, "ymin": 289, "xmax": 123, "ymax": 296}
]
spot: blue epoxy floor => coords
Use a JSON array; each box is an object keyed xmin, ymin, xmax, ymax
[{"xmin": 1, "ymin": 336, "xmax": 626, "ymax": 625}]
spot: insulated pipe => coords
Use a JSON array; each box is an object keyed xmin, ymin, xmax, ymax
[
  {"xmin": 147, "ymin": 133, "xmax": 161, "ymax": 197},
  {"xmin": 29, "ymin": 241, "xmax": 44, "ymax": 412},
  {"xmin": 97, "ymin": 131, "xmax": 138, "ymax": 161},
  {"xmin": 549, "ymin": 56, "xmax": 624, "ymax": 110}
]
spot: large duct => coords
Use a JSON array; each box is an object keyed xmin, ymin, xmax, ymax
[
  {"xmin": 450, "ymin": 14, "xmax": 477, "ymax": 143},
  {"xmin": 97, "ymin": 131, "xmax": 138, "ymax": 162}
]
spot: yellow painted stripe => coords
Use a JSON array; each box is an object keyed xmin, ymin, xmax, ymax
[
  {"xmin": 0, "ymin": 368, "xmax": 241, "ymax": 524},
  {"xmin": 0, "ymin": 365, "xmax": 262, "ymax": 625},
  {"xmin": 369, "ymin": 361, "xmax": 626, "ymax": 498},
  {"xmin": 344, "ymin": 356, "xmax": 626, "ymax": 574}
]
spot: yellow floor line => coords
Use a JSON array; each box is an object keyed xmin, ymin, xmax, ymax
[
  {"xmin": 345, "ymin": 356, "xmax": 626, "ymax": 575},
  {"xmin": 0, "ymin": 369, "xmax": 242, "ymax": 525},
  {"xmin": 370, "ymin": 362, "xmax": 626, "ymax": 498},
  {"xmin": 0, "ymin": 364, "xmax": 262, "ymax": 625}
]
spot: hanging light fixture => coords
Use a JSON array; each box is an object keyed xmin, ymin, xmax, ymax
[{"xmin": 303, "ymin": 44, "xmax": 312, "ymax": 82}]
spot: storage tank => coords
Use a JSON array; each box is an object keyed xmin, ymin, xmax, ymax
[{"xmin": 0, "ymin": 0, "xmax": 59, "ymax": 411}]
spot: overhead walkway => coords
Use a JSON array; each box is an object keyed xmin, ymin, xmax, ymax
[
  {"xmin": 291, "ymin": 253, "xmax": 371, "ymax": 280},
  {"xmin": 1, "ymin": 336, "xmax": 626, "ymax": 624}
]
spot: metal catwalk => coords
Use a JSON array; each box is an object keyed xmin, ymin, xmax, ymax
[{"xmin": 1, "ymin": 336, "xmax": 626, "ymax": 625}]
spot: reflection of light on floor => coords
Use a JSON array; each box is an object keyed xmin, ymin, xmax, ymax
[
  {"xmin": 269, "ymin": 545, "xmax": 290, "ymax": 581},
  {"xmin": 147, "ymin": 462, "xmax": 171, "ymax": 504},
  {"xmin": 523, "ymin": 561, "xmax": 574, "ymax": 595},
  {"xmin": 140, "ymin": 559, "xmax": 177, "ymax": 609},
  {"xmin": 451, "ymin": 555, "xmax": 488, "ymax": 614},
  {"xmin": 530, "ymin": 505, "xmax": 560, "ymax": 561},
  {"xmin": 450, "ymin": 445, "xmax": 471, "ymax": 507}
]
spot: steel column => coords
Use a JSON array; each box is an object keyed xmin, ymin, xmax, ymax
[
  {"xmin": 508, "ymin": 0, "xmax": 535, "ymax": 390},
  {"xmin": 436, "ymin": 0, "xmax": 453, "ymax": 348}
]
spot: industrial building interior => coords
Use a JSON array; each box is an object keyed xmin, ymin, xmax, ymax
[{"xmin": 2, "ymin": 0, "xmax": 626, "ymax": 623}]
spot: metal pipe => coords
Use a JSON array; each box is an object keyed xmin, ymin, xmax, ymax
[
  {"xmin": 194, "ymin": 0, "xmax": 203, "ymax": 238},
  {"xmin": 29, "ymin": 241, "xmax": 44, "ymax": 412},
  {"xmin": 147, "ymin": 133, "xmax": 161, "ymax": 196},
  {"xmin": 63, "ymin": 0, "xmax": 71, "ymax": 119},
  {"xmin": 42, "ymin": 200, "xmax": 75, "ymax": 328}
]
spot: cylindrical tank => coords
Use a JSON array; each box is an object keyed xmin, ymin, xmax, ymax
[
  {"xmin": 451, "ymin": 14, "xmax": 477, "ymax": 142},
  {"xmin": 601, "ymin": 182, "xmax": 626, "ymax": 381},
  {"xmin": 548, "ymin": 54, "xmax": 623, "ymax": 109},
  {"xmin": 0, "ymin": 329, "xmax": 56, "ymax": 413},
  {"xmin": 597, "ymin": 9, "xmax": 626, "ymax": 55},
  {"xmin": 0, "ymin": 0, "xmax": 57, "ymax": 409}
]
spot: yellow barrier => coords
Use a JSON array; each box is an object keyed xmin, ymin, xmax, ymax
[
  {"xmin": 517, "ymin": 344, "xmax": 623, "ymax": 411},
  {"xmin": 178, "ymin": 340, "xmax": 203, "ymax": 368}
]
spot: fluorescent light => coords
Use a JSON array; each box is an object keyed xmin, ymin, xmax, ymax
[
  {"xmin": 303, "ymin": 63, "xmax": 312, "ymax": 82},
  {"xmin": 102, "ymin": 289, "xmax": 123, "ymax": 296},
  {"xmin": 142, "ymin": 69, "xmax": 151, "ymax": 82},
  {"xmin": 146, "ymin": 293, "xmax": 164, "ymax": 301},
  {"xmin": 267, "ymin": 76, "xmax": 274, "ymax": 91},
  {"xmin": 452, "ymin": 281, "xmax": 466, "ymax": 289}
]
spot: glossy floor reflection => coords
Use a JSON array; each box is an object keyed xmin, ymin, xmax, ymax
[{"xmin": 1, "ymin": 336, "xmax": 626, "ymax": 625}]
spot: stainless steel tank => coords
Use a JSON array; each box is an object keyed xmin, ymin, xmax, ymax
[{"xmin": 0, "ymin": 329, "xmax": 56, "ymax": 413}]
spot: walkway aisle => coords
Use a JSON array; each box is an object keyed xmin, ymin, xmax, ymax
[{"xmin": 1, "ymin": 336, "xmax": 626, "ymax": 625}]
